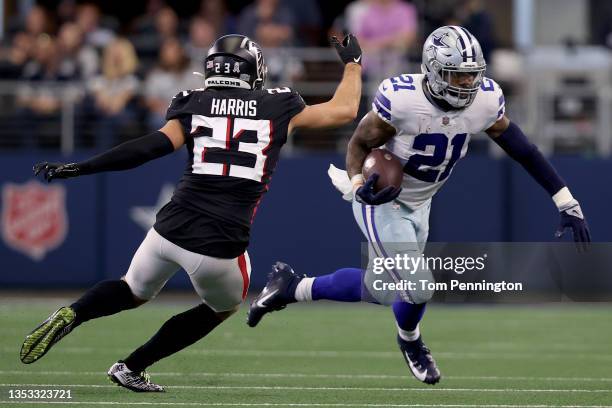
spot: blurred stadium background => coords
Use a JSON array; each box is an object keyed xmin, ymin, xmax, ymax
[
  {"xmin": 1, "ymin": 0, "xmax": 612, "ymax": 289},
  {"xmin": 1, "ymin": 1, "xmax": 612, "ymax": 407}
]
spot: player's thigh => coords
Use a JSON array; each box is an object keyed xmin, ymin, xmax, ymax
[
  {"xmin": 159, "ymin": 238, "xmax": 251, "ymax": 313},
  {"xmin": 124, "ymin": 229, "xmax": 181, "ymax": 300},
  {"xmin": 187, "ymin": 251, "xmax": 251, "ymax": 312},
  {"xmin": 356, "ymin": 201, "xmax": 435, "ymax": 305},
  {"xmin": 379, "ymin": 205, "xmax": 435, "ymax": 304},
  {"xmin": 403, "ymin": 200, "xmax": 431, "ymax": 253},
  {"xmin": 354, "ymin": 200, "xmax": 419, "ymax": 253}
]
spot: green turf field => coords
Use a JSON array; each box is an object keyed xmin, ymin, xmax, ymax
[{"xmin": 1, "ymin": 296, "xmax": 611, "ymax": 407}]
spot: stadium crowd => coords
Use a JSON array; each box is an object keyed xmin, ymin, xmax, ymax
[{"xmin": 0, "ymin": 0, "xmax": 494, "ymax": 148}]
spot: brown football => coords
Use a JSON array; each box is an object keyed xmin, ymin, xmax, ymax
[{"xmin": 362, "ymin": 149, "xmax": 403, "ymax": 192}]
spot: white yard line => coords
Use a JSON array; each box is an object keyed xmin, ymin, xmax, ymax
[
  {"xmin": 1, "ymin": 383, "xmax": 611, "ymax": 393},
  {"xmin": 0, "ymin": 401, "xmax": 611, "ymax": 408},
  {"xmin": 2, "ymin": 370, "xmax": 612, "ymax": 383}
]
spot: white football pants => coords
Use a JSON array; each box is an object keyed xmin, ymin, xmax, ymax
[{"xmin": 124, "ymin": 228, "xmax": 251, "ymax": 312}]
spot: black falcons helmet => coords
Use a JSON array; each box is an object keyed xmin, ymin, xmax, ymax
[{"xmin": 203, "ymin": 34, "xmax": 267, "ymax": 90}]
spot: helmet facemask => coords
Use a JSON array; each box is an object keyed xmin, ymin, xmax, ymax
[
  {"xmin": 433, "ymin": 62, "xmax": 486, "ymax": 108},
  {"xmin": 248, "ymin": 40, "xmax": 267, "ymax": 90}
]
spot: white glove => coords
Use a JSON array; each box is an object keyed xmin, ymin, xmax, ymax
[{"xmin": 327, "ymin": 164, "xmax": 354, "ymax": 202}]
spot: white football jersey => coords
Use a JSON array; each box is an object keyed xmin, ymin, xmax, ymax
[{"xmin": 372, "ymin": 73, "xmax": 505, "ymax": 209}]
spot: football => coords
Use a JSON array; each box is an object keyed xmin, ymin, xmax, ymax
[{"xmin": 362, "ymin": 149, "xmax": 403, "ymax": 192}]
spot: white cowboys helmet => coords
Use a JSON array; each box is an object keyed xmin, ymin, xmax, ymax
[{"xmin": 421, "ymin": 26, "xmax": 486, "ymax": 108}]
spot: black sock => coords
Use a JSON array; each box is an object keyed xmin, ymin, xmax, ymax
[
  {"xmin": 70, "ymin": 280, "xmax": 137, "ymax": 326},
  {"xmin": 123, "ymin": 304, "xmax": 224, "ymax": 372}
]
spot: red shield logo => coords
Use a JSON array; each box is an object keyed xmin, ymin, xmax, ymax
[{"xmin": 1, "ymin": 181, "xmax": 68, "ymax": 260}]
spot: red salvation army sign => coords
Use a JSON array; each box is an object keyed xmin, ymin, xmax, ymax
[{"xmin": 1, "ymin": 180, "xmax": 68, "ymax": 260}]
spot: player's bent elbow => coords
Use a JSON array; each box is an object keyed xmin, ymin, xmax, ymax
[
  {"xmin": 348, "ymin": 105, "xmax": 359, "ymax": 121},
  {"xmin": 337, "ymin": 105, "xmax": 358, "ymax": 124}
]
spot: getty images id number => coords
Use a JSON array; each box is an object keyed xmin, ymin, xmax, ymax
[{"xmin": 8, "ymin": 389, "xmax": 72, "ymax": 399}]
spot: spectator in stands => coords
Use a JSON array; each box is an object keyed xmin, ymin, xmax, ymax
[
  {"xmin": 76, "ymin": 3, "xmax": 115, "ymax": 49},
  {"xmin": 132, "ymin": 0, "xmax": 167, "ymax": 34},
  {"xmin": 237, "ymin": 0, "xmax": 300, "ymax": 84},
  {"xmin": 420, "ymin": 0, "xmax": 457, "ymax": 36},
  {"xmin": 0, "ymin": 32, "xmax": 34, "ymax": 79},
  {"xmin": 131, "ymin": 6, "xmax": 181, "ymax": 61},
  {"xmin": 17, "ymin": 35, "xmax": 60, "ymax": 108},
  {"xmin": 199, "ymin": 0, "xmax": 235, "ymax": 36},
  {"xmin": 451, "ymin": 0, "xmax": 495, "ymax": 61},
  {"xmin": 329, "ymin": 0, "xmax": 370, "ymax": 40},
  {"xmin": 355, "ymin": 0, "xmax": 418, "ymax": 81},
  {"xmin": 57, "ymin": 23, "xmax": 99, "ymax": 81},
  {"xmin": 15, "ymin": 35, "xmax": 63, "ymax": 147},
  {"xmin": 85, "ymin": 38, "xmax": 139, "ymax": 146},
  {"xmin": 144, "ymin": 38, "xmax": 201, "ymax": 130},
  {"xmin": 5, "ymin": 4, "xmax": 51, "ymax": 41},
  {"xmin": 282, "ymin": 0, "xmax": 322, "ymax": 45},
  {"xmin": 237, "ymin": 0, "xmax": 295, "ymax": 47},
  {"xmin": 155, "ymin": 7, "xmax": 181, "ymax": 42},
  {"xmin": 24, "ymin": 5, "xmax": 53, "ymax": 39},
  {"xmin": 57, "ymin": 0, "xmax": 78, "ymax": 26},
  {"xmin": 185, "ymin": 17, "xmax": 216, "ymax": 64}
]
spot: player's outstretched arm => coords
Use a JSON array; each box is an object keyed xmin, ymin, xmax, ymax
[
  {"xmin": 486, "ymin": 115, "xmax": 591, "ymax": 250},
  {"xmin": 33, "ymin": 119, "xmax": 185, "ymax": 182},
  {"xmin": 288, "ymin": 34, "xmax": 362, "ymax": 132}
]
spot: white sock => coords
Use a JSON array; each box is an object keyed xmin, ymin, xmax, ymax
[
  {"xmin": 397, "ymin": 323, "xmax": 420, "ymax": 342},
  {"xmin": 294, "ymin": 277, "xmax": 315, "ymax": 302}
]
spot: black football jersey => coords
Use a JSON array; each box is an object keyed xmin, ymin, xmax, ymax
[{"xmin": 154, "ymin": 86, "xmax": 305, "ymax": 258}]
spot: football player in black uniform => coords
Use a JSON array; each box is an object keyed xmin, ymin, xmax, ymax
[{"xmin": 20, "ymin": 33, "xmax": 362, "ymax": 392}]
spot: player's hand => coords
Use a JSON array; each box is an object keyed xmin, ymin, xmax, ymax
[
  {"xmin": 33, "ymin": 162, "xmax": 81, "ymax": 182},
  {"xmin": 355, "ymin": 173, "xmax": 401, "ymax": 205},
  {"xmin": 555, "ymin": 200, "xmax": 591, "ymax": 252},
  {"xmin": 331, "ymin": 34, "xmax": 362, "ymax": 66}
]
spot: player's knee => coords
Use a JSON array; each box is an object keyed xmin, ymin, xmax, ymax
[
  {"xmin": 191, "ymin": 303, "xmax": 237, "ymax": 324},
  {"xmin": 132, "ymin": 295, "xmax": 149, "ymax": 307},
  {"xmin": 215, "ymin": 305, "xmax": 239, "ymax": 321},
  {"xmin": 201, "ymin": 291, "xmax": 243, "ymax": 319},
  {"xmin": 120, "ymin": 276, "xmax": 150, "ymax": 307},
  {"xmin": 410, "ymin": 286, "xmax": 434, "ymax": 304}
]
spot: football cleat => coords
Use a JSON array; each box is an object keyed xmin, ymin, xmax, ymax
[
  {"xmin": 247, "ymin": 261, "xmax": 304, "ymax": 327},
  {"xmin": 397, "ymin": 335, "xmax": 441, "ymax": 385},
  {"xmin": 108, "ymin": 361, "xmax": 165, "ymax": 392},
  {"xmin": 20, "ymin": 306, "xmax": 76, "ymax": 364}
]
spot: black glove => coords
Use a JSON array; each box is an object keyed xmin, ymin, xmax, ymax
[
  {"xmin": 331, "ymin": 34, "xmax": 362, "ymax": 65},
  {"xmin": 355, "ymin": 174, "xmax": 401, "ymax": 205},
  {"xmin": 555, "ymin": 200, "xmax": 591, "ymax": 252},
  {"xmin": 33, "ymin": 162, "xmax": 81, "ymax": 182}
]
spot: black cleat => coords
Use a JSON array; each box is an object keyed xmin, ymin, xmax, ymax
[
  {"xmin": 20, "ymin": 307, "xmax": 76, "ymax": 364},
  {"xmin": 108, "ymin": 361, "xmax": 165, "ymax": 392},
  {"xmin": 247, "ymin": 261, "xmax": 304, "ymax": 327},
  {"xmin": 397, "ymin": 335, "xmax": 441, "ymax": 385}
]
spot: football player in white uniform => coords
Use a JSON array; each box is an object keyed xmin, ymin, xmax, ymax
[{"xmin": 248, "ymin": 26, "xmax": 591, "ymax": 385}]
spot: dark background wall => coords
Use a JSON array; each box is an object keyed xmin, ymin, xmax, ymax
[{"xmin": 0, "ymin": 152, "xmax": 609, "ymax": 290}]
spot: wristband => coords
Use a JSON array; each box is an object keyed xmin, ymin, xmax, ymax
[
  {"xmin": 552, "ymin": 187, "xmax": 576, "ymax": 210},
  {"xmin": 351, "ymin": 174, "xmax": 365, "ymax": 190}
]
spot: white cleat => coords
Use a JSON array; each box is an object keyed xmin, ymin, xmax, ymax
[{"xmin": 107, "ymin": 361, "xmax": 165, "ymax": 392}]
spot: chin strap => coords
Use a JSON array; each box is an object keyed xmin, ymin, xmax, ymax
[
  {"xmin": 424, "ymin": 80, "xmax": 457, "ymax": 111},
  {"xmin": 425, "ymin": 80, "xmax": 443, "ymax": 100}
]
